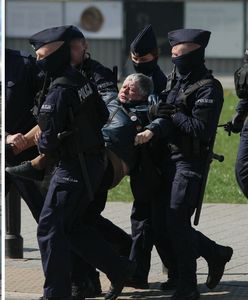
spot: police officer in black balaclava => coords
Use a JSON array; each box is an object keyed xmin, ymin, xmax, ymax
[
  {"xmin": 130, "ymin": 24, "xmax": 167, "ymax": 94},
  {"xmin": 29, "ymin": 26, "xmax": 135, "ymax": 300},
  {"xmin": 136, "ymin": 28, "xmax": 233, "ymax": 300},
  {"xmin": 127, "ymin": 24, "xmax": 175, "ymax": 290},
  {"xmin": 5, "ymin": 25, "xmax": 129, "ymax": 299}
]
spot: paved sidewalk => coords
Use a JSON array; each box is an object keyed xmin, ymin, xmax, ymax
[{"xmin": 5, "ymin": 201, "xmax": 248, "ymax": 300}]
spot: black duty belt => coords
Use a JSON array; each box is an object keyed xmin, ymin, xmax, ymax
[{"xmin": 168, "ymin": 142, "xmax": 209, "ymax": 158}]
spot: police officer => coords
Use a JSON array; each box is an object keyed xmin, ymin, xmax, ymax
[
  {"xmin": 68, "ymin": 26, "xmax": 118, "ymax": 102},
  {"xmin": 130, "ymin": 24, "xmax": 167, "ymax": 94},
  {"xmin": 5, "ymin": 25, "xmax": 124, "ymax": 299},
  {"xmin": 29, "ymin": 26, "xmax": 135, "ymax": 300},
  {"xmin": 61, "ymin": 26, "xmax": 127, "ymax": 299},
  {"xmin": 5, "ymin": 49, "xmax": 44, "ymax": 222},
  {"xmin": 6, "ymin": 73, "xmax": 164, "ymax": 298},
  {"xmin": 136, "ymin": 29, "xmax": 233, "ymax": 300},
  {"xmin": 128, "ymin": 25, "xmax": 175, "ymax": 289},
  {"xmin": 225, "ymin": 49, "xmax": 248, "ymax": 198}
]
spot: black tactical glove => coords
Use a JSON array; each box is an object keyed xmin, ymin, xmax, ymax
[
  {"xmin": 149, "ymin": 101, "xmax": 179, "ymax": 119},
  {"xmin": 234, "ymin": 50, "xmax": 248, "ymax": 99},
  {"xmin": 224, "ymin": 112, "xmax": 247, "ymax": 134}
]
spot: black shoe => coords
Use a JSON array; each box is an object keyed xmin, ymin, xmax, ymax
[
  {"xmin": 104, "ymin": 261, "xmax": 136, "ymax": 300},
  {"xmin": 206, "ymin": 245, "xmax": 233, "ymax": 289},
  {"xmin": 72, "ymin": 274, "xmax": 102, "ymax": 299},
  {"xmin": 6, "ymin": 161, "xmax": 44, "ymax": 181},
  {"xmin": 171, "ymin": 289, "xmax": 200, "ymax": 300},
  {"xmin": 71, "ymin": 279, "xmax": 92, "ymax": 299},
  {"xmin": 125, "ymin": 278, "xmax": 149, "ymax": 289},
  {"xmin": 160, "ymin": 278, "xmax": 177, "ymax": 291}
]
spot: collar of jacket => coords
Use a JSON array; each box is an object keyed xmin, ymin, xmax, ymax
[
  {"xmin": 118, "ymin": 99, "xmax": 147, "ymax": 108},
  {"xmin": 179, "ymin": 64, "xmax": 209, "ymax": 83}
]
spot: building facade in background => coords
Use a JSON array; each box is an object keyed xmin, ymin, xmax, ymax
[{"xmin": 6, "ymin": 0, "xmax": 248, "ymax": 77}]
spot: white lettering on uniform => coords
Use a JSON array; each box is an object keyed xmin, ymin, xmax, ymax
[
  {"xmin": 62, "ymin": 177, "xmax": 79, "ymax": 183},
  {"xmin": 40, "ymin": 104, "xmax": 54, "ymax": 112},
  {"xmin": 42, "ymin": 104, "xmax": 52, "ymax": 110},
  {"xmin": 196, "ymin": 98, "xmax": 214, "ymax": 104},
  {"xmin": 78, "ymin": 83, "xmax": 93, "ymax": 101},
  {"xmin": 98, "ymin": 82, "xmax": 113, "ymax": 89}
]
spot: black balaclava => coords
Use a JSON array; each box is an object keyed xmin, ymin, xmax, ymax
[
  {"xmin": 172, "ymin": 46, "xmax": 205, "ymax": 75},
  {"xmin": 133, "ymin": 58, "xmax": 158, "ymax": 76},
  {"xmin": 36, "ymin": 42, "xmax": 71, "ymax": 76}
]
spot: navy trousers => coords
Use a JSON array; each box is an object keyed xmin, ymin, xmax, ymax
[
  {"xmin": 164, "ymin": 160, "xmax": 217, "ymax": 291},
  {"xmin": 129, "ymin": 166, "xmax": 178, "ymax": 282},
  {"xmin": 38, "ymin": 156, "xmax": 129, "ymax": 298},
  {"xmin": 71, "ymin": 160, "xmax": 132, "ymax": 285}
]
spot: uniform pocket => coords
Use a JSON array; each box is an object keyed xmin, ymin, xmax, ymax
[
  {"xmin": 171, "ymin": 170, "xmax": 202, "ymax": 209},
  {"xmin": 45, "ymin": 178, "xmax": 74, "ymax": 210}
]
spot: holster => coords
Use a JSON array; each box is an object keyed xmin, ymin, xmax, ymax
[{"xmin": 168, "ymin": 136, "xmax": 208, "ymax": 159}]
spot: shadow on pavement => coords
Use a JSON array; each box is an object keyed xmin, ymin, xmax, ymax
[
  {"xmin": 23, "ymin": 248, "xmax": 39, "ymax": 253},
  {"xmin": 115, "ymin": 281, "xmax": 248, "ymax": 299}
]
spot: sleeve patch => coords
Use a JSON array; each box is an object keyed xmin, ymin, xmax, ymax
[
  {"xmin": 97, "ymin": 81, "xmax": 115, "ymax": 89},
  {"xmin": 40, "ymin": 103, "xmax": 55, "ymax": 112}
]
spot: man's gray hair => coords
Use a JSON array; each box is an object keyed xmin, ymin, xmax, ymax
[{"xmin": 125, "ymin": 73, "xmax": 154, "ymax": 98}]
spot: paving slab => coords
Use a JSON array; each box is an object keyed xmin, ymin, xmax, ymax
[{"xmin": 5, "ymin": 201, "xmax": 248, "ymax": 299}]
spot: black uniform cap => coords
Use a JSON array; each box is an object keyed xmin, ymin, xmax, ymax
[
  {"xmin": 168, "ymin": 29, "xmax": 211, "ymax": 48},
  {"xmin": 29, "ymin": 25, "xmax": 85, "ymax": 51},
  {"xmin": 130, "ymin": 24, "xmax": 158, "ymax": 57}
]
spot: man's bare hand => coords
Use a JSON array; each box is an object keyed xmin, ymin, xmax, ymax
[
  {"xmin": 134, "ymin": 130, "xmax": 154, "ymax": 145},
  {"xmin": 6, "ymin": 133, "xmax": 28, "ymax": 151}
]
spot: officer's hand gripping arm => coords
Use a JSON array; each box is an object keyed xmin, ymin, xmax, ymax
[{"xmin": 149, "ymin": 101, "xmax": 179, "ymax": 119}]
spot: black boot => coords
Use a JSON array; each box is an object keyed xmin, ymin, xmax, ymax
[
  {"xmin": 6, "ymin": 161, "xmax": 44, "ymax": 181},
  {"xmin": 206, "ymin": 245, "xmax": 233, "ymax": 289},
  {"xmin": 72, "ymin": 272, "xmax": 102, "ymax": 299},
  {"xmin": 71, "ymin": 278, "xmax": 92, "ymax": 299},
  {"xmin": 125, "ymin": 276, "xmax": 149, "ymax": 289},
  {"xmin": 104, "ymin": 261, "xmax": 136, "ymax": 300},
  {"xmin": 160, "ymin": 277, "xmax": 177, "ymax": 291}
]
